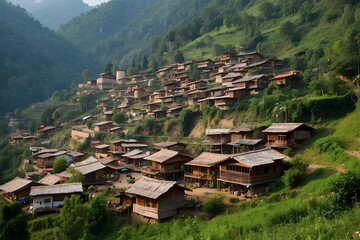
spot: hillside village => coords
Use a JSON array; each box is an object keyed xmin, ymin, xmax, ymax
[{"xmin": 0, "ymin": 51, "xmax": 321, "ymax": 223}]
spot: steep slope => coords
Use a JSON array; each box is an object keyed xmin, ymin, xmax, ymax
[
  {"xmin": 58, "ymin": 0, "xmax": 212, "ymax": 67},
  {"xmin": 0, "ymin": 0, "xmax": 98, "ymax": 116},
  {"xmin": 8, "ymin": 0, "xmax": 91, "ymax": 30}
]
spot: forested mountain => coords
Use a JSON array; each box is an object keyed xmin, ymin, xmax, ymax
[
  {"xmin": 58, "ymin": 0, "xmax": 213, "ymax": 68},
  {"xmin": 59, "ymin": 0, "xmax": 360, "ymax": 80},
  {"xmin": 8, "ymin": 0, "xmax": 91, "ymax": 30},
  {"xmin": 0, "ymin": 0, "xmax": 98, "ymax": 116}
]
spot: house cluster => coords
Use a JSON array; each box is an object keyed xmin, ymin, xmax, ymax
[
  {"xmin": 77, "ymin": 51, "xmax": 303, "ymax": 120},
  {"xmin": 3, "ymin": 119, "xmax": 313, "ymax": 221}
]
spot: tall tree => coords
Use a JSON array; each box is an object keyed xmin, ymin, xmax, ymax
[
  {"xmin": 0, "ymin": 202, "xmax": 29, "ymax": 240},
  {"xmin": 58, "ymin": 195, "xmax": 88, "ymax": 240}
]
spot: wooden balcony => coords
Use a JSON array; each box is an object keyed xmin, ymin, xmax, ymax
[
  {"xmin": 184, "ymin": 172, "xmax": 213, "ymax": 181},
  {"xmin": 266, "ymin": 141, "xmax": 289, "ymax": 148},
  {"xmin": 133, "ymin": 203, "xmax": 159, "ymax": 220},
  {"xmin": 219, "ymin": 170, "xmax": 281, "ymax": 185}
]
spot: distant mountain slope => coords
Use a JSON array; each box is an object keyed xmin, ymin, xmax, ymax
[
  {"xmin": 58, "ymin": 0, "xmax": 212, "ymax": 67},
  {"xmin": 8, "ymin": 0, "xmax": 91, "ymax": 30},
  {"xmin": 0, "ymin": 0, "xmax": 97, "ymax": 116}
]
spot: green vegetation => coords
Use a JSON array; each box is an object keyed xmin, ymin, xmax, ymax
[
  {"xmin": 52, "ymin": 157, "xmax": 69, "ymax": 174},
  {"xmin": 0, "ymin": 202, "xmax": 29, "ymax": 240}
]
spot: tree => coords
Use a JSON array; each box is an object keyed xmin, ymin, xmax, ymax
[
  {"xmin": 0, "ymin": 202, "xmax": 29, "ymax": 240},
  {"xmin": 52, "ymin": 157, "xmax": 69, "ymax": 173},
  {"xmin": 103, "ymin": 63, "xmax": 113, "ymax": 73},
  {"xmin": 65, "ymin": 169, "xmax": 85, "ymax": 183},
  {"xmin": 204, "ymin": 196, "xmax": 226, "ymax": 217},
  {"xmin": 79, "ymin": 93, "xmax": 95, "ymax": 113},
  {"xmin": 259, "ymin": 1, "xmax": 274, "ymax": 21},
  {"xmin": 58, "ymin": 195, "xmax": 88, "ymax": 240},
  {"xmin": 174, "ymin": 50, "xmax": 184, "ymax": 63},
  {"xmin": 82, "ymin": 69, "xmax": 91, "ymax": 82},
  {"xmin": 189, "ymin": 63, "xmax": 201, "ymax": 81},
  {"xmin": 142, "ymin": 55, "xmax": 148, "ymax": 69},
  {"xmin": 87, "ymin": 196, "xmax": 108, "ymax": 236},
  {"xmin": 282, "ymin": 155, "xmax": 308, "ymax": 189},
  {"xmin": 353, "ymin": 75, "xmax": 360, "ymax": 87},
  {"xmin": 112, "ymin": 112, "xmax": 127, "ymax": 124},
  {"xmin": 279, "ymin": 21, "xmax": 296, "ymax": 42}
]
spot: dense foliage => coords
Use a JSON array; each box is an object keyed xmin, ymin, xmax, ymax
[
  {"xmin": 0, "ymin": 202, "xmax": 29, "ymax": 240},
  {"xmin": 0, "ymin": 0, "xmax": 97, "ymax": 116}
]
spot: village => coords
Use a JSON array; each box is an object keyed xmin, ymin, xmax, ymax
[{"xmin": 1, "ymin": 51, "xmax": 314, "ymax": 222}]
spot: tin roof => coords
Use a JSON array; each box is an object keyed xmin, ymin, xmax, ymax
[
  {"xmin": 121, "ymin": 143, "xmax": 148, "ymax": 148},
  {"xmin": 125, "ymin": 176, "xmax": 188, "ymax": 199},
  {"xmin": 122, "ymin": 149, "xmax": 143, "ymax": 157},
  {"xmin": 228, "ymin": 139, "xmax": 263, "ymax": 146},
  {"xmin": 205, "ymin": 129, "xmax": 231, "ymax": 135},
  {"xmin": 0, "ymin": 177, "xmax": 34, "ymax": 193},
  {"xmin": 93, "ymin": 121, "xmax": 113, "ymax": 126},
  {"xmin": 262, "ymin": 123, "xmax": 313, "ymax": 133},
  {"xmin": 71, "ymin": 156, "xmax": 106, "ymax": 175},
  {"xmin": 185, "ymin": 152, "xmax": 231, "ymax": 167},
  {"xmin": 30, "ymin": 183, "xmax": 83, "ymax": 196},
  {"xmin": 144, "ymin": 149, "xmax": 179, "ymax": 163},
  {"xmin": 232, "ymin": 148, "xmax": 289, "ymax": 168},
  {"xmin": 38, "ymin": 174, "xmax": 61, "ymax": 185},
  {"xmin": 95, "ymin": 144, "xmax": 110, "ymax": 149},
  {"xmin": 229, "ymin": 123, "xmax": 254, "ymax": 133}
]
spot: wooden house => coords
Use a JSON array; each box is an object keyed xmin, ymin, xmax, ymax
[
  {"xmin": 10, "ymin": 135, "xmax": 23, "ymax": 144},
  {"xmin": 148, "ymin": 109, "xmax": 167, "ymax": 118},
  {"xmin": 30, "ymin": 183, "xmax": 83, "ymax": 213},
  {"xmin": 158, "ymin": 94, "xmax": 184, "ymax": 105},
  {"xmin": 230, "ymin": 74, "xmax": 269, "ymax": 94},
  {"xmin": 197, "ymin": 59, "xmax": 214, "ymax": 71},
  {"xmin": 95, "ymin": 144, "xmax": 110, "ymax": 159},
  {"xmin": 206, "ymin": 85, "xmax": 227, "ymax": 97},
  {"xmin": 70, "ymin": 156, "xmax": 111, "ymax": 185},
  {"xmin": 110, "ymin": 139, "xmax": 138, "ymax": 153},
  {"xmin": 237, "ymin": 51, "xmax": 265, "ymax": 65},
  {"xmin": 142, "ymin": 149, "xmax": 193, "ymax": 181},
  {"xmin": 213, "ymin": 96, "xmax": 239, "ymax": 110},
  {"xmin": 186, "ymin": 80, "xmax": 207, "ymax": 91},
  {"xmin": 187, "ymin": 90, "xmax": 206, "ymax": 106},
  {"xmin": 38, "ymin": 174, "xmax": 61, "ymax": 186},
  {"xmin": 229, "ymin": 123, "xmax": 254, "ymax": 142},
  {"xmin": 92, "ymin": 121, "xmax": 114, "ymax": 132},
  {"xmin": 203, "ymin": 129, "xmax": 231, "ymax": 154},
  {"xmin": 0, "ymin": 177, "xmax": 42, "ymax": 202},
  {"xmin": 184, "ymin": 152, "xmax": 231, "ymax": 187},
  {"xmin": 125, "ymin": 176, "xmax": 190, "ymax": 221},
  {"xmin": 218, "ymin": 51, "xmax": 237, "ymax": 64},
  {"xmin": 227, "ymin": 139, "xmax": 264, "ymax": 154},
  {"xmin": 121, "ymin": 143, "xmax": 148, "ymax": 153},
  {"xmin": 268, "ymin": 71, "xmax": 303, "ymax": 88},
  {"xmin": 167, "ymin": 106, "xmax": 184, "ymax": 117},
  {"xmin": 37, "ymin": 126, "xmax": 57, "ymax": 137},
  {"xmin": 121, "ymin": 149, "xmax": 146, "ymax": 166},
  {"xmin": 263, "ymin": 123, "xmax": 313, "ymax": 149},
  {"xmin": 149, "ymin": 91, "xmax": 165, "ymax": 103},
  {"xmin": 144, "ymin": 101, "xmax": 162, "ymax": 112},
  {"xmin": 36, "ymin": 150, "xmax": 74, "ymax": 168},
  {"xmin": 153, "ymin": 142, "xmax": 187, "ymax": 152},
  {"xmin": 96, "ymin": 72, "xmax": 116, "ymax": 90},
  {"xmin": 217, "ymin": 148, "xmax": 289, "ymax": 195},
  {"xmin": 221, "ymin": 72, "xmax": 243, "ymax": 83}
]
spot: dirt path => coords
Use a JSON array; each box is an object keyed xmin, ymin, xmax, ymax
[{"xmin": 306, "ymin": 163, "xmax": 345, "ymax": 173}]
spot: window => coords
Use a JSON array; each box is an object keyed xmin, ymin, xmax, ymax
[
  {"xmin": 44, "ymin": 198, "xmax": 51, "ymax": 204},
  {"xmin": 264, "ymin": 166, "xmax": 269, "ymax": 174},
  {"xmin": 146, "ymin": 199, "xmax": 151, "ymax": 207},
  {"xmin": 273, "ymin": 165, "xmax": 276, "ymax": 172}
]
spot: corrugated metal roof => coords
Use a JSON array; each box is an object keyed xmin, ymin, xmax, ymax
[
  {"xmin": 30, "ymin": 183, "xmax": 83, "ymax": 196},
  {"xmin": 185, "ymin": 152, "xmax": 231, "ymax": 167},
  {"xmin": 38, "ymin": 174, "xmax": 61, "ymax": 185},
  {"xmin": 121, "ymin": 143, "xmax": 148, "ymax": 148},
  {"xmin": 95, "ymin": 144, "xmax": 110, "ymax": 149},
  {"xmin": 128, "ymin": 152, "xmax": 151, "ymax": 159},
  {"xmin": 0, "ymin": 177, "xmax": 34, "ymax": 193},
  {"xmin": 125, "ymin": 177, "xmax": 179, "ymax": 199},
  {"xmin": 93, "ymin": 121, "xmax": 113, "ymax": 126},
  {"xmin": 262, "ymin": 123, "xmax": 312, "ymax": 133},
  {"xmin": 110, "ymin": 139, "xmax": 137, "ymax": 144},
  {"xmin": 229, "ymin": 139, "xmax": 262, "ymax": 146},
  {"xmin": 230, "ymin": 123, "xmax": 254, "ymax": 133},
  {"xmin": 122, "ymin": 149, "xmax": 143, "ymax": 157},
  {"xmin": 205, "ymin": 129, "xmax": 231, "ymax": 135},
  {"xmin": 153, "ymin": 142, "xmax": 184, "ymax": 148},
  {"xmin": 70, "ymin": 156, "xmax": 106, "ymax": 175},
  {"xmin": 144, "ymin": 149, "xmax": 179, "ymax": 163},
  {"xmin": 232, "ymin": 148, "xmax": 289, "ymax": 168}
]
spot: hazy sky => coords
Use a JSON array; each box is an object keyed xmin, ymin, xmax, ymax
[{"xmin": 83, "ymin": 0, "xmax": 111, "ymax": 6}]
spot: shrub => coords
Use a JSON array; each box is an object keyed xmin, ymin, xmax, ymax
[
  {"xmin": 52, "ymin": 157, "xmax": 69, "ymax": 174},
  {"xmin": 330, "ymin": 171, "xmax": 360, "ymax": 210},
  {"xmin": 282, "ymin": 155, "xmax": 309, "ymax": 189},
  {"xmin": 229, "ymin": 198, "xmax": 240, "ymax": 204},
  {"xmin": 205, "ymin": 196, "xmax": 226, "ymax": 217}
]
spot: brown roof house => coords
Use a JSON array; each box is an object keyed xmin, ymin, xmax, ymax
[
  {"xmin": 269, "ymin": 71, "xmax": 303, "ymax": 88},
  {"xmin": 203, "ymin": 129, "xmax": 232, "ymax": 154},
  {"xmin": 141, "ymin": 149, "xmax": 193, "ymax": 181},
  {"xmin": 263, "ymin": 123, "xmax": 313, "ymax": 149},
  {"xmin": 185, "ymin": 152, "xmax": 231, "ymax": 187},
  {"xmin": 153, "ymin": 142, "xmax": 187, "ymax": 152},
  {"xmin": 30, "ymin": 182, "xmax": 83, "ymax": 213},
  {"xmin": 217, "ymin": 148, "xmax": 289, "ymax": 195},
  {"xmin": 96, "ymin": 72, "xmax": 116, "ymax": 90},
  {"xmin": 93, "ymin": 121, "xmax": 114, "ymax": 132},
  {"xmin": 126, "ymin": 176, "xmax": 190, "ymax": 221},
  {"xmin": 0, "ymin": 177, "xmax": 42, "ymax": 202}
]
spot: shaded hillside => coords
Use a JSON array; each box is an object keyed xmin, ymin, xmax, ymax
[
  {"xmin": 0, "ymin": 0, "xmax": 98, "ymax": 116},
  {"xmin": 58, "ymin": 0, "xmax": 213, "ymax": 67},
  {"xmin": 8, "ymin": 0, "xmax": 91, "ymax": 30}
]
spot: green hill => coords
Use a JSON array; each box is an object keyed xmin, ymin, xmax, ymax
[{"xmin": 0, "ymin": 0, "xmax": 98, "ymax": 116}]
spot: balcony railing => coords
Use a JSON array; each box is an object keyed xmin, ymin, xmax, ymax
[
  {"xmin": 219, "ymin": 170, "xmax": 281, "ymax": 185},
  {"xmin": 184, "ymin": 172, "xmax": 213, "ymax": 180},
  {"xmin": 266, "ymin": 141, "xmax": 288, "ymax": 148}
]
